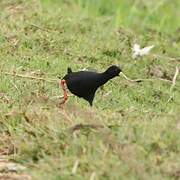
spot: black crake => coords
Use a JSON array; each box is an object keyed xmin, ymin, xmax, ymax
[{"xmin": 61, "ymin": 65, "xmax": 121, "ymax": 106}]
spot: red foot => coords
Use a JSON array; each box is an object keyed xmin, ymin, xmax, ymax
[{"xmin": 59, "ymin": 79, "xmax": 68, "ymax": 105}]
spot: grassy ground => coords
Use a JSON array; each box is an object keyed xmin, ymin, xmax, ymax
[{"xmin": 0, "ymin": 0, "xmax": 180, "ymax": 179}]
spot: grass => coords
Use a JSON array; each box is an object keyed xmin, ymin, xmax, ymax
[{"xmin": 0, "ymin": 0, "xmax": 180, "ymax": 179}]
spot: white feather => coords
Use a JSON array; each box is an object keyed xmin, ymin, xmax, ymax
[
  {"xmin": 132, "ymin": 44, "xmax": 154, "ymax": 59},
  {"xmin": 139, "ymin": 45, "xmax": 154, "ymax": 56},
  {"xmin": 133, "ymin": 44, "xmax": 140, "ymax": 52}
]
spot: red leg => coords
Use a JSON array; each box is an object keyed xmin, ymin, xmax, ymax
[{"xmin": 59, "ymin": 79, "xmax": 68, "ymax": 105}]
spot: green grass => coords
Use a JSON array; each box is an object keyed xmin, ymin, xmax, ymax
[{"xmin": 0, "ymin": 0, "xmax": 180, "ymax": 179}]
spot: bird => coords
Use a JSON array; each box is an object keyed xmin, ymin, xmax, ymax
[
  {"xmin": 132, "ymin": 43, "xmax": 154, "ymax": 59},
  {"xmin": 59, "ymin": 65, "xmax": 121, "ymax": 106}
]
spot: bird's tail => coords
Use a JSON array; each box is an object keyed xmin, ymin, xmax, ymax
[{"xmin": 67, "ymin": 67, "xmax": 72, "ymax": 74}]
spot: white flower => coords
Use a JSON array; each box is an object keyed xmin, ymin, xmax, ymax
[{"xmin": 132, "ymin": 43, "xmax": 154, "ymax": 59}]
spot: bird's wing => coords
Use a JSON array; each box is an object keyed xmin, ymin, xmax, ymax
[{"xmin": 139, "ymin": 45, "xmax": 154, "ymax": 56}]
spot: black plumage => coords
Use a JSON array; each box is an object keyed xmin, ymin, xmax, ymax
[{"xmin": 61, "ymin": 65, "xmax": 121, "ymax": 106}]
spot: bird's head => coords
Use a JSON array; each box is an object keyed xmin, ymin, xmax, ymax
[{"xmin": 105, "ymin": 65, "xmax": 122, "ymax": 78}]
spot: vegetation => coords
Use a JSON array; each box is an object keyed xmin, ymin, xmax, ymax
[{"xmin": 0, "ymin": 0, "xmax": 179, "ymax": 179}]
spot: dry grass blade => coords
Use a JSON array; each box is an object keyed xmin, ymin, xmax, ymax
[
  {"xmin": 121, "ymin": 72, "xmax": 172, "ymax": 83},
  {"xmin": 68, "ymin": 123, "xmax": 104, "ymax": 132},
  {"xmin": 2, "ymin": 72, "xmax": 57, "ymax": 83},
  {"xmin": 30, "ymin": 23, "xmax": 51, "ymax": 32},
  {"xmin": 72, "ymin": 159, "xmax": 79, "ymax": 175},
  {"xmin": 90, "ymin": 172, "xmax": 96, "ymax": 180},
  {"xmin": 0, "ymin": 93, "xmax": 10, "ymax": 103},
  {"xmin": 153, "ymin": 54, "xmax": 180, "ymax": 61},
  {"xmin": 170, "ymin": 66, "xmax": 179, "ymax": 91},
  {"xmin": 167, "ymin": 66, "xmax": 179, "ymax": 103},
  {"xmin": 68, "ymin": 123, "xmax": 121, "ymax": 133}
]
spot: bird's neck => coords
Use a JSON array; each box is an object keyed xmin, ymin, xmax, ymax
[{"xmin": 98, "ymin": 72, "xmax": 113, "ymax": 86}]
